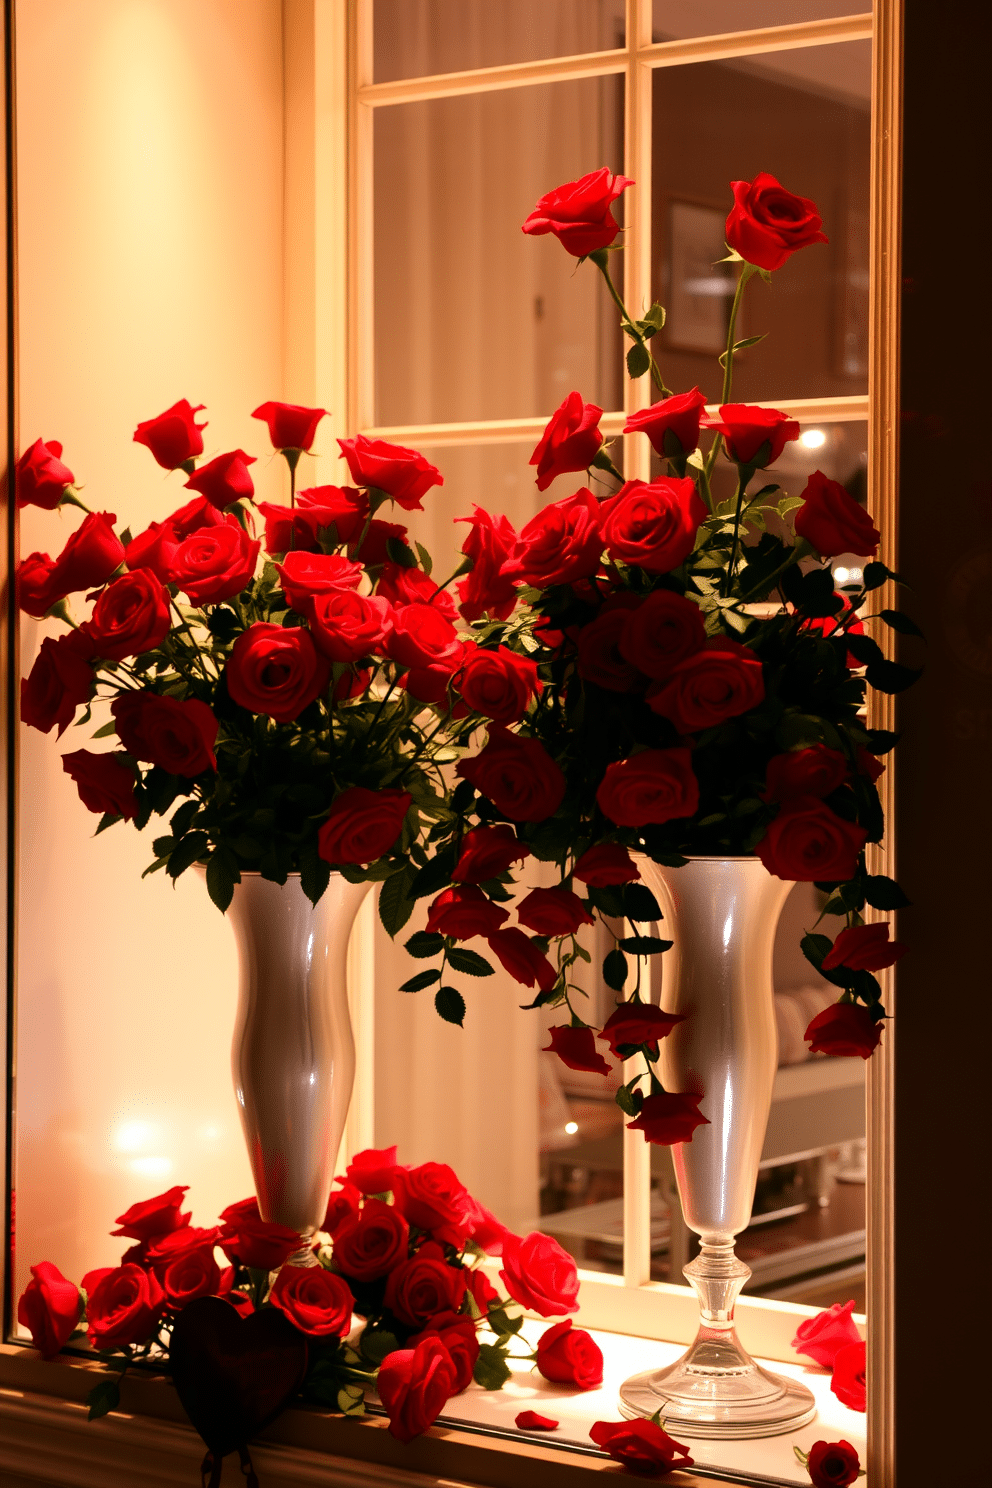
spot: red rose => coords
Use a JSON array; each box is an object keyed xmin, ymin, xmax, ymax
[
  {"xmin": 275, "ymin": 551, "xmax": 362, "ymax": 613},
  {"xmin": 647, "ymin": 637, "xmax": 765, "ymax": 731},
  {"xmin": 309, "ymin": 591, "xmax": 391, "ymax": 663},
  {"xmin": 857, "ymin": 747, "xmax": 885, "ymax": 783},
  {"xmin": 322, "ymin": 1186, "xmax": 360, "ymax": 1239},
  {"xmin": 20, "ymin": 632, "xmax": 93, "ymax": 736},
  {"xmin": 252, "ymin": 400, "xmax": 327, "ymax": 452},
  {"xmin": 623, "ymin": 387, "xmax": 709, "ymax": 458},
  {"xmin": 822, "ymin": 922, "xmax": 907, "ymax": 972},
  {"xmin": 225, "ymin": 622, "xmax": 330, "ymax": 722},
  {"xmin": 590, "ymin": 1417, "xmax": 694, "ymax": 1474},
  {"xmin": 17, "ymin": 1262, "xmax": 82, "ymax": 1360},
  {"xmin": 170, "ymin": 519, "xmax": 259, "ymax": 606},
  {"xmin": 338, "ymin": 434, "xmax": 443, "ymax": 511},
  {"xmin": 830, "ymin": 1340, "xmax": 866, "ymax": 1412},
  {"xmin": 601, "ymin": 476, "xmax": 707, "ymax": 573},
  {"xmin": 516, "ymin": 1410, "xmax": 559, "ymax": 1431},
  {"xmin": 47, "ymin": 511, "xmax": 125, "ymax": 597},
  {"xmin": 502, "ymin": 487, "xmax": 603, "ymax": 589},
  {"xmin": 577, "ymin": 600, "xmax": 645, "ymax": 692},
  {"xmin": 269, "ymin": 1264, "xmax": 354, "ymax": 1337},
  {"xmin": 332, "ymin": 1199, "xmax": 409, "ymax": 1282},
  {"xmin": 62, "ymin": 750, "xmax": 138, "ymax": 820},
  {"xmin": 452, "ymin": 825, "xmax": 532, "ymax": 884},
  {"xmin": 184, "ymin": 449, "xmax": 256, "ymax": 508},
  {"xmin": 112, "ymin": 1185, "xmax": 190, "ymax": 1241},
  {"xmin": 112, "ymin": 692, "xmax": 218, "ymax": 775},
  {"xmin": 392, "ymin": 1162, "xmax": 473, "ymax": 1244},
  {"xmin": 426, "ymin": 886, "xmax": 509, "ymax": 940},
  {"xmin": 145, "ymin": 1224, "xmax": 222, "ymax": 1268},
  {"xmin": 83, "ymin": 569, "xmax": 172, "ymax": 661},
  {"xmin": 500, "ymin": 1231, "xmax": 579, "ymax": 1317},
  {"xmin": 457, "ymin": 647, "xmax": 540, "ymax": 726},
  {"xmin": 344, "ymin": 1146, "xmax": 401, "ymax": 1195},
  {"xmin": 377, "ymin": 1335, "xmax": 458, "ymax": 1443},
  {"xmin": 377, "ymin": 562, "xmax": 458, "ymax": 622},
  {"xmin": 217, "ymin": 1202, "xmax": 300, "ymax": 1271},
  {"xmin": 799, "ymin": 595, "xmax": 867, "ymax": 671},
  {"xmin": 349, "ymin": 517, "xmax": 407, "ymax": 566},
  {"xmin": 794, "ymin": 469, "xmax": 880, "ymax": 559},
  {"xmin": 124, "ymin": 521, "xmax": 180, "ymax": 584},
  {"xmin": 600, "ymin": 1002, "xmax": 684, "ymax": 1057},
  {"xmin": 530, "ymin": 392, "xmax": 603, "ymax": 491},
  {"xmin": 165, "ymin": 495, "xmax": 225, "ymax": 540},
  {"xmin": 806, "ymin": 1439, "xmax": 862, "ymax": 1488},
  {"xmin": 467, "ymin": 1267, "xmax": 499, "ymax": 1312},
  {"xmin": 573, "ymin": 843, "xmax": 640, "ymax": 886},
  {"xmin": 627, "ymin": 1091, "xmax": 710, "ymax": 1145},
  {"xmin": 755, "ymin": 796, "xmax": 867, "ymax": 882},
  {"xmin": 16, "ymin": 551, "xmax": 58, "ymax": 617},
  {"xmin": 318, "ymin": 786, "xmax": 411, "ymax": 865},
  {"xmin": 160, "ymin": 1245, "xmax": 222, "ymax": 1312},
  {"xmin": 388, "ymin": 602, "xmax": 461, "ymax": 674},
  {"xmin": 543, "ymin": 1025, "xmax": 611, "ymax": 1076},
  {"xmin": 465, "ymin": 1198, "xmax": 515, "ymax": 1256},
  {"xmin": 384, "ymin": 1240, "xmax": 467, "ymax": 1328},
  {"xmin": 791, "ymin": 1299, "xmax": 862, "ymax": 1370},
  {"xmin": 596, "ymin": 748, "xmax": 699, "ymax": 826},
  {"xmin": 536, "ymin": 1319, "xmax": 604, "ymax": 1389},
  {"xmin": 487, "ymin": 929, "xmax": 557, "ymax": 991},
  {"xmin": 701, "ymin": 403, "xmax": 800, "ymax": 468},
  {"xmin": 620, "ymin": 589, "xmax": 706, "ymax": 678},
  {"xmin": 517, "ymin": 887, "xmax": 593, "ymax": 936},
  {"xmin": 259, "ymin": 485, "xmax": 368, "ymax": 554},
  {"xmin": 134, "ymin": 399, "xmax": 207, "ymax": 470},
  {"xmin": 407, "ymin": 1312, "xmax": 479, "ymax": 1394},
  {"xmin": 804, "ymin": 1001, "xmax": 882, "ymax": 1060},
  {"xmin": 86, "ymin": 1264, "xmax": 166, "ymax": 1350},
  {"xmin": 455, "ymin": 505, "xmax": 519, "ymax": 622},
  {"xmin": 521, "ymin": 166, "xmax": 634, "ymax": 257},
  {"xmin": 456, "ymin": 726, "xmax": 565, "ymax": 823},
  {"xmin": 726, "ymin": 171, "xmax": 828, "ymax": 272},
  {"xmin": 764, "ymin": 745, "xmax": 848, "ymax": 802},
  {"xmin": 17, "ymin": 437, "xmax": 75, "ymax": 509}
]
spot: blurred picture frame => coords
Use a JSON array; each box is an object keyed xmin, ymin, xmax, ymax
[{"xmin": 664, "ymin": 198, "xmax": 737, "ymax": 355}]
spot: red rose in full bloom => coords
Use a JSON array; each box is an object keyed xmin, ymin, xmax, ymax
[
  {"xmin": 806, "ymin": 1440, "xmax": 862, "ymax": 1487},
  {"xmin": 338, "ymin": 434, "xmax": 443, "ymax": 511},
  {"xmin": 577, "ymin": 599, "xmax": 645, "ymax": 693},
  {"xmin": 225, "ymin": 622, "xmax": 330, "ymax": 722},
  {"xmin": 573, "ymin": 843, "xmax": 640, "ymax": 886},
  {"xmin": 647, "ymin": 637, "xmax": 765, "ymax": 732},
  {"xmin": 791, "ymin": 1299, "xmax": 862, "ymax": 1370},
  {"xmin": 804, "ymin": 1002, "xmax": 882, "ymax": 1060},
  {"xmin": 426, "ymin": 886, "xmax": 509, "ymax": 940},
  {"xmin": 276, "ymin": 551, "xmax": 363, "ymax": 612},
  {"xmin": 309, "ymin": 591, "xmax": 392, "ymax": 663},
  {"xmin": 158, "ymin": 1242, "xmax": 222, "ymax": 1312},
  {"xmin": 344, "ymin": 1145, "xmax": 401, "ymax": 1195},
  {"xmin": 269, "ymin": 1264, "xmax": 354, "ymax": 1338},
  {"xmin": 16, "ymin": 437, "xmax": 75, "ymax": 509},
  {"xmin": 20, "ymin": 632, "xmax": 94, "ymax": 736},
  {"xmin": 627, "ymin": 1091, "xmax": 710, "ymax": 1145},
  {"xmin": 455, "ymin": 506, "xmax": 519, "ymax": 622},
  {"xmin": 112, "ymin": 693, "xmax": 218, "ymax": 776},
  {"xmin": 332, "ymin": 1199, "xmax": 409, "ymax": 1282},
  {"xmin": 822, "ymin": 922, "xmax": 907, "ymax": 972},
  {"xmin": 17, "ymin": 1262, "xmax": 82, "ymax": 1360},
  {"xmin": 170, "ymin": 519, "xmax": 259, "ymax": 606},
  {"xmin": 755, "ymin": 796, "xmax": 867, "ymax": 882},
  {"xmin": 794, "ymin": 469, "xmax": 880, "ymax": 558},
  {"xmin": 62, "ymin": 750, "xmax": 138, "ymax": 820},
  {"xmin": 502, "ymin": 487, "xmax": 604, "ymax": 589},
  {"xmin": 456, "ymin": 726, "xmax": 565, "ymax": 822},
  {"xmin": 391, "ymin": 1162, "xmax": 473, "ymax": 1245},
  {"xmin": 589, "ymin": 1417, "xmax": 694, "ymax": 1474},
  {"xmin": 252, "ymin": 400, "xmax": 327, "ymax": 451},
  {"xmin": 407, "ymin": 1312, "xmax": 479, "ymax": 1395},
  {"xmin": 623, "ymin": 387, "xmax": 709, "ymax": 458},
  {"xmin": 457, "ymin": 646, "xmax": 540, "ymax": 725},
  {"xmin": 16, "ymin": 551, "xmax": 58, "ymax": 617},
  {"xmin": 600, "ymin": 476, "xmax": 707, "ymax": 573},
  {"xmin": 376, "ymin": 562, "xmax": 458, "ymax": 622},
  {"xmin": 486, "ymin": 928, "xmax": 557, "ymax": 991},
  {"xmin": 318, "ymin": 785, "xmax": 411, "ymax": 865},
  {"xmin": 217, "ymin": 1199, "xmax": 300, "ymax": 1271},
  {"xmin": 530, "ymin": 392, "xmax": 604, "ymax": 491},
  {"xmin": 47, "ymin": 511, "xmax": 125, "ymax": 598},
  {"xmin": 388, "ymin": 602, "xmax": 462, "ymax": 672},
  {"xmin": 323, "ymin": 1183, "xmax": 361, "ymax": 1236},
  {"xmin": 543, "ymin": 1025, "xmax": 611, "ymax": 1076},
  {"xmin": 830, "ymin": 1340, "xmax": 866, "ymax": 1412},
  {"xmin": 521, "ymin": 166, "xmax": 634, "ymax": 257},
  {"xmin": 452, "ymin": 824, "xmax": 531, "ymax": 884},
  {"xmin": 620, "ymin": 589, "xmax": 706, "ymax": 678},
  {"xmin": 726, "ymin": 171, "xmax": 828, "ymax": 272},
  {"xmin": 377, "ymin": 1335, "xmax": 458, "ymax": 1443},
  {"xmin": 112, "ymin": 1185, "xmax": 190, "ymax": 1241},
  {"xmin": 517, "ymin": 887, "xmax": 594, "ymax": 936},
  {"xmin": 384, "ymin": 1240, "xmax": 467, "ymax": 1328},
  {"xmin": 134, "ymin": 399, "xmax": 207, "ymax": 470},
  {"xmin": 500, "ymin": 1231, "xmax": 579, "ymax": 1316},
  {"xmin": 764, "ymin": 745, "xmax": 848, "ymax": 802},
  {"xmin": 596, "ymin": 748, "xmax": 699, "ymax": 826},
  {"xmin": 600, "ymin": 1002, "xmax": 685, "ymax": 1057},
  {"xmin": 86, "ymin": 1264, "xmax": 166, "ymax": 1350},
  {"xmin": 184, "ymin": 449, "xmax": 256, "ymax": 508},
  {"xmin": 259, "ymin": 485, "xmax": 369, "ymax": 554},
  {"xmin": 701, "ymin": 403, "xmax": 800, "ymax": 468},
  {"xmin": 536, "ymin": 1319, "xmax": 604, "ymax": 1389},
  {"xmin": 83, "ymin": 569, "xmax": 173, "ymax": 661}
]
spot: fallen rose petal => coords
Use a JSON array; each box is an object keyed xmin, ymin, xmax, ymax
[{"xmin": 515, "ymin": 1409, "xmax": 559, "ymax": 1431}]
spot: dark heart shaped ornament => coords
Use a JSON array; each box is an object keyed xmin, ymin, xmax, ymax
[{"xmin": 170, "ymin": 1296, "xmax": 308, "ymax": 1461}]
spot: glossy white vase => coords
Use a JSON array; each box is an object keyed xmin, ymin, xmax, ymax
[
  {"xmin": 618, "ymin": 856, "xmax": 817, "ymax": 1439},
  {"xmin": 224, "ymin": 872, "xmax": 371, "ymax": 1266}
]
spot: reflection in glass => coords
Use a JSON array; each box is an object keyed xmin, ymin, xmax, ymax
[{"xmin": 652, "ymin": 0, "xmax": 869, "ymax": 41}]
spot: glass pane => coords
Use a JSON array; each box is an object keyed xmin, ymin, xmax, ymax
[
  {"xmin": 374, "ymin": 77, "xmax": 625, "ymax": 426},
  {"xmin": 652, "ymin": 0, "xmax": 870, "ymax": 41},
  {"xmin": 374, "ymin": 0, "xmax": 625, "ymax": 84},
  {"xmin": 658, "ymin": 419, "xmax": 869, "ymax": 513},
  {"xmin": 651, "ymin": 41, "xmax": 871, "ymax": 403}
]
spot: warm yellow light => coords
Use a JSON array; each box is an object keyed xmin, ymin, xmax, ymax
[
  {"xmin": 565, "ymin": 1121, "xmax": 579, "ymax": 1135},
  {"xmin": 800, "ymin": 429, "xmax": 827, "ymax": 449}
]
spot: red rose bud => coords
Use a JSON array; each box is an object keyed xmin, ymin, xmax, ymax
[
  {"xmin": 62, "ymin": 749, "xmax": 137, "ymax": 821},
  {"xmin": 83, "ymin": 569, "xmax": 172, "ymax": 662},
  {"xmin": 804, "ymin": 1002, "xmax": 882, "ymax": 1060},
  {"xmin": 407, "ymin": 1312, "xmax": 479, "ymax": 1395},
  {"xmin": 111, "ymin": 1185, "xmax": 190, "ymax": 1240},
  {"xmin": 332, "ymin": 1198, "xmax": 409, "ymax": 1282},
  {"xmin": 124, "ymin": 520, "xmax": 180, "ymax": 584},
  {"xmin": 426, "ymin": 886, "xmax": 509, "ymax": 940},
  {"xmin": 377, "ymin": 1335, "xmax": 458, "ymax": 1443},
  {"xmin": 500, "ymin": 1231, "xmax": 579, "ymax": 1316},
  {"xmin": 309, "ymin": 590, "xmax": 392, "ymax": 664},
  {"xmin": 344, "ymin": 1145, "xmax": 401, "ymax": 1195},
  {"xmin": 755, "ymin": 796, "xmax": 867, "ymax": 882},
  {"xmin": 764, "ymin": 745, "xmax": 848, "ymax": 803},
  {"xmin": 17, "ymin": 1262, "xmax": 82, "ymax": 1360},
  {"xmin": 456, "ymin": 726, "xmax": 565, "ymax": 823},
  {"xmin": 517, "ymin": 887, "xmax": 594, "ymax": 936},
  {"xmin": 252, "ymin": 400, "xmax": 327, "ymax": 452},
  {"xmin": 600, "ymin": 1001, "xmax": 685, "ymax": 1057},
  {"xmin": 596, "ymin": 748, "xmax": 699, "ymax": 827},
  {"xmin": 516, "ymin": 1410, "xmax": 560, "ymax": 1431},
  {"xmin": 806, "ymin": 1439, "xmax": 862, "ymax": 1488},
  {"xmin": 467, "ymin": 1266, "xmax": 499, "ymax": 1312},
  {"xmin": 47, "ymin": 511, "xmax": 125, "ymax": 598},
  {"xmin": 726, "ymin": 171, "xmax": 828, "ymax": 272},
  {"xmin": 112, "ymin": 693, "xmax": 218, "ymax": 776},
  {"xmin": 521, "ymin": 166, "xmax": 634, "ymax": 258},
  {"xmin": 170, "ymin": 518, "xmax": 260, "ymax": 607},
  {"xmin": 536, "ymin": 1318, "xmax": 604, "ymax": 1389},
  {"xmin": 465, "ymin": 1196, "xmax": 515, "ymax": 1256},
  {"xmin": 318, "ymin": 785, "xmax": 411, "ymax": 866},
  {"xmin": 589, "ymin": 1417, "xmax": 694, "ymax": 1474},
  {"xmin": 619, "ymin": 589, "xmax": 706, "ymax": 678},
  {"xmin": 501, "ymin": 487, "xmax": 604, "ymax": 589},
  {"xmin": 16, "ymin": 551, "xmax": 58, "ymax": 617},
  {"xmin": 623, "ymin": 387, "xmax": 709, "ymax": 458},
  {"xmin": 184, "ymin": 449, "xmax": 256, "ymax": 508},
  {"xmin": 20, "ymin": 632, "xmax": 94, "ymax": 736},
  {"xmin": 821, "ymin": 922, "xmax": 907, "ymax": 973},
  {"xmin": 530, "ymin": 392, "xmax": 604, "ymax": 491},
  {"xmin": 276, "ymin": 551, "xmax": 362, "ymax": 613},
  {"xmin": 647, "ymin": 637, "xmax": 765, "ymax": 732},
  {"xmin": 455, "ymin": 505, "xmax": 519, "ymax": 622},
  {"xmin": 572, "ymin": 843, "xmax": 640, "ymax": 886},
  {"xmin": 391, "ymin": 1161, "xmax": 473, "ymax": 1244},
  {"xmin": 627, "ymin": 1091, "xmax": 710, "ymax": 1145},
  {"xmin": 457, "ymin": 646, "xmax": 541, "ymax": 726},
  {"xmin": 487, "ymin": 928, "xmax": 557, "ymax": 991},
  {"xmin": 543, "ymin": 1025, "xmax": 611, "ymax": 1076},
  {"xmin": 601, "ymin": 476, "xmax": 707, "ymax": 573},
  {"xmin": 85, "ymin": 1264, "xmax": 166, "ymax": 1351},
  {"xmin": 577, "ymin": 600, "xmax": 645, "ymax": 693},
  {"xmin": 225, "ymin": 622, "xmax": 330, "ymax": 722},
  {"xmin": 269, "ymin": 1264, "xmax": 354, "ymax": 1338},
  {"xmin": 259, "ymin": 485, "xmax": 369, "ymax": 554},
  {"xmin": 701, "ymin": 403, "xmax": 800, "ymax": 468},
  {"xmin": 794, "ymin": 468, "xmax": 880, "ymax": 558},
  {"xmin": 452, "ymin": 824, "xmax": 531, "ymax": 884},
  {"xmin": 791, "ymin": 1299, "xmax": 862, "ymax": 1370},
  {"xmin": 857, "ymin": 747, "xmax": 885, "ymax": 783},
  {"xmin": 134, "ymin": 399, "xmax": 207, "ymax": 470},
  {"xmin": 338, "ymin": 434, "xmax": 443, "ymax": 511},
  {"xmin": 830, "ymin": 1340, "xmax": 866, "ymax": 1412},
  {"xmin": 383, "ymin": 1240, "xmax": 467, "ymax": 1328},
  {"xmin": 377, "ymin": 561, "xmax": 458, "ymax": 621},
  {"xmin": 16, "ymin": 437, "xmax": 75, "ymax": 509}
]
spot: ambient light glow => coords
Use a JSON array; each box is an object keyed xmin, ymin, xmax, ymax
[
  {"xmin": 833, "ymin": 566, "xmax": 863, "ymax": 585},
  {"xmin": 565, "ymin": 1121, "xmax": 579, "ymax": 1135},
  {"xmin": 799, "ymin": 428, "xmax": 827, "ymax": 449}
]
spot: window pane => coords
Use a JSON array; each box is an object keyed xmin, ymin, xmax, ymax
[
  {"xmin": 652, "ymin": 0, "xmax": 869, "ymax": 40},
  {"xmin": 651, "ymin": 41, "xmax": 871, "ymax": 403},
  {"xmin": 374, "ymin": 78, "xmax": 625, "ymax": 427},
  {"xmin": 660, "ymin": 419, "xmax": 869, "ymax": 513},
  {"xmin": 374, "ymin": 0, "xmax": 625, "ymax": 84}
]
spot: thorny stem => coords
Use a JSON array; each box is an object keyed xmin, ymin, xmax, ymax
[{"xmin": 593, "ymin": 256, "xmax": 670, "ymax": 396}]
